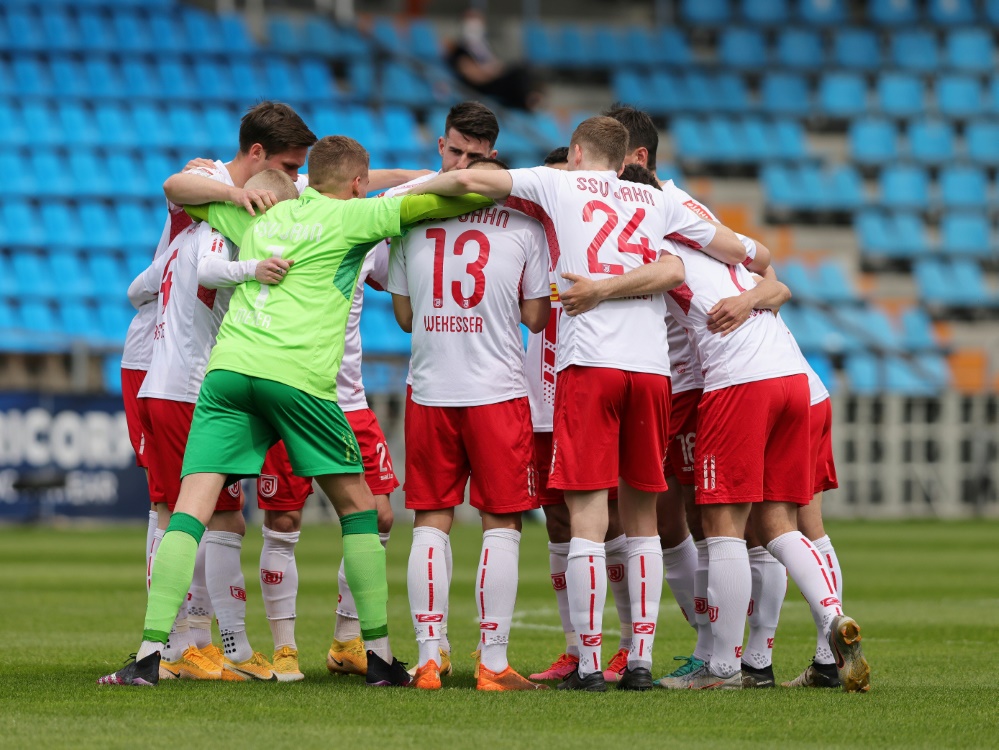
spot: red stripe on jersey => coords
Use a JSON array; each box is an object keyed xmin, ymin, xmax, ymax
[
  {"xmin": 168, "ymin": 206, "xmax": 193, "ymax": 243},
  {"xmin": 665, "ymin": 232, "xmax": 703, "ymax": 250},
  {"xmin": 668, "ymin": 282, "xmax": 694, "ymax": 315},
  {"xmin": 727, "ymin": 265, "xmax": 748, "ymax": 293},
  {"xmin": 504, "ymin": 195, "xmax": 560, "ymax": 270},
  {"xmin": 196, "ymin": 285, "xmax": 217, "ymax": 310}
]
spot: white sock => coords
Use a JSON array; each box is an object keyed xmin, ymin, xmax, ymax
[
  {"xmin": 137, "ymin": 640, "xmax": 162, "ymax": 661},
  {"xmin": 692, "ymin": 540, "xmax": 712, "ymax": 662},
  {"xmin": 187, "ymin": 539, "xmax": 214, "ymax": 649},
  {"xmin": 811, "ymin": 535, "xmax": 843, "ymax": 663},
  {"xmin": 476, "ymin": 529, "xmax": 521, "ymax": 673},
  {"xmin": 745, "ymin": 546, "xmax": 786, "ymax": 669},
  {"xmin": 548, "ymin": 541, "xmax": 578, "ymax": 656},
  {"xmin": 663, "ymin": 534, "xmax": 698, "ymax": 631},
  {"xmin": 441, "ymin": 535, "xmax": 453, "ymax": 655},
  {"xmin": 145, "ymin": 509, "xmax": 157, "ymax": 585},
  {"xmin": 627, "ymin": 536, "xmax": 663, "ymax": 670},
  {"xmin": 260, "ymin": 525, "xmax": 300, "ymax": 650},
  {"xmin": 605, "ymin": 534, "xmax": 632, "ymax": 651},
  {"xmin": 408, "ymin": 526, "xmax": 449, "ymax": 668},
  {"xmin": 706, "ymin": 537, "xmax": 750, "ymax": 678},
  {"xmin": 147, "ymin": 527, "xmax": 165, "ymax": 593},
  {"xmin": 567, "ymin": 537, "xmax": 606, "ymax": 677},
  {"xmin": 162, "ymin": 598, "xmax": 193, "ymax": 662},
  {"xmin": 767, "ymin": 531, "xmax": 843, "ymax": 665},
  {"xmin": 335, "ymin": 532, "xmax": 389, "ymax": 642},
  {"xmin": 205, "ymin": 530, "xmax": 252, "ymax": 663}
]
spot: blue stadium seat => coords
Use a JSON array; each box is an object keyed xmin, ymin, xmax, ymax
[
  {"xmin": 360, "ymin": 305, "xmax": 411, "ymax": 355},
  {"xmin": 777, "ymin": 261, "xmax": 817, "ymax": 298},
  {"xmin": 856, "ymin": 211, "xmax": 895, "ymax": 258},
  {"xmin": 832, "ymin": 28, "xmax": 880, "ymax": 71},
  {"xmin": 523, "ymin": 23, "xmax": 553, "ymax": 65},
  {"xmin": 0, "ymin": 102, "xmax": 27, "ymax": 147},
  {"xmin": 762, "ymin": 164, "xmax": 800, "ymax": 209},
  {"xmin": 58, "ymin": 299, "xmax": 103, "ymax": 341},
  {"xmin": 116, "ymin": 203, "xmax": 161, "ymax": 249},
  {"xmin": 157, "ymin": 60, "xmax": 197, "ymax": 101},
  {"xmin": 650, "ymin": 28, "xmax": 692, "ymax": 66},
  {"xmin": 112, "ymin": 11, "xmax": 151, "ymax": 53},
  {"xmin": 56, "ymin": 102, "xmax": 100, "ymax": 146},
  {"xmin": 936, "ymin": 75, "xmax": 984, "ymax": 119},
  {"xmin": 798, "ymin": 0, "xmax": 845, "ymax": 25},
  {"xmin": 83, "ymin": 57, "xmax": 123, "ymax": 99},
  {"xmin": 805, "ymin": 352, "xmax": 836, "ymax": 392},
  {"xmin": 348, "ymin": 63, "xmax": 375, "ymax": 101},
  {"xmin": 49, "ymin": 252, "xmax": 94, "ymax": 301},
  {"xmin": 740, "ymin": 0, "xmax": 788, "ymax": 25},
  {"xmin": 382, "ymin": 106, "xmax": 424, "ymax": 158},
  {"xmin": 22, "ymin": 101, "xmax": 66, "ymax": 146},
  {"xmin": 899, "ymin": 307, "xmax": 938, "ymax": 351},
  {"xmin": 106, "ymin": 152, "xmax": 151, "ymax": 198},
  {"xmin": 373, "ymin": 16, "xmax": 403, "ymax": 50},
  {"xmin": 0, "ymin": 59, "xmax": 13, "ymax": 97},
  {"xmin": 95, "ymin": 103, "xmax": 139, "ymax": 149},
  {"xmin": 71, "ymin": 151, "xmax": 112, "ymax": 197},
  {"xmin": 147, "ymin": 11, "xmax": 184, "ymax": 53},
  {"xmin": 849, "ymin": 117, "xmax": 898, "ymax": 166},
  {"xmin": 4, "ymin": 9, "xmax": 46, "ymax": 51},
  {"xmin": 267, "ymin": 16, "xmax": 302, "ymax": 53},
  {"xmin": 827, "ymin": 165, "xmax": 863, "ymax": 211},
  {"xmin": 884, "ymin": 355, "xmax": 941, "ymax": 395},
  {"xmin": 166, "ymin": 105, "xmax": 212, "ymax": 150},
  {"xmin": 928, "ymin": 0, "xmax": 976, "ymax": 25},
  {"xmin": 50, "ymin": 56, "xmax": 88, "ymax": 97},
  {"xmin": 13, "ymin": 252, "xmax": 58, "ymax": 299},
  {"xmin": 673, "ymin": 118, "xmax": 710, "ymax": 161},
  {"xmin": 718, "ymin": 28, "xmax": 767, "ymax": 70},
  {"xmin": 19, "ymin": 300, "xmax": 62, "ymax": 340},
  {"xmin": 220, "ymin": 14, "xmax": 254, "ymax": 51},
  {"xmin": 836, "ymin": 307, "xmax": 896, "ymax": 351},
  {"xmin": 97, "ymin": 301, "xmax": 133, "ymax": 345},
  {"xmin": 777, "ymin": 28, "xmax": 824, "ymax": 69},
  {"xmin": 558, "ymin": 25, "xmax": 590, "ymax": 70},
  {"xmin": 381, "ymin": 63, "xmax": 432, "ymax": 106},
  {"xmin": 965, "ymin": 121, "xmax": 999, "ymax": 167},
  {"xmin": 939, "ymin": 167, "xmax": 988, "ymax": 210},
  {"xmin": 12, "ymin": 56, "xmax": 49, "ymax": 96},
  {"xmin": 877, "ymin": 73, "xmax": 925, "ymax": 119},
  {"xmin": 88, "ymin": 255, "xmax": 129, "ymax": 297},
  {"xmin": 341, "ymin": 107, "xmax": 389, "ymax": 157},
  {"xmin": 945, "ymin": 29, "xmax": 993, "ymax": 73},
  {"xmin": 2, "ymin": 150, "xmax": 35, "ymax": 197},
  {"xmin": 30, "ymin": 152, "xmax": 74, "ymax": 197},
  {"xmin": 590, "ymin": 27, "xmax": 628, "ymax": 69},
  {"xmin": 780, "ymin": 305, "xmax": 839, "ymax": 353},
  {"xmin": 845, "ymin": 353, "xmax": 881, "ymax": 394},
  {"xmin": 621, "ymin": 26, "xmax": 655, "ymax": 66},
  {"xmin": 988, "ymin": 0, "xmax": 999, "ymax": 23},
  {"xmin": 950, "ymin": 260, "xmax": 999, "ymax": 307},
  {"xmin": 704, "ymin": 117, "xmax": 744, "ymax": 162},
  {"xmin": 203, "ymin": 104, "xmax": 238, "ymax": 152},
  {"xmin": 911, "ymin": 353, "xmax": 950, "ymax": 391},
  {"xmin": 410, "ymin": 19, "xmax": 442, "ymax": 61},
  {"xmin": 894, "ymin": 212, "xmax": 931, "ymax": 257},
  {"xmin": 815, "ymin": 260, "xmax": 858, "ymax": 304},
  {"xmin": 122, "ymin": 60, "xmax": 160, "ymax": 99},
  {"xmin": 761, "ymin": 73, "xmax": 811, "ymax": 116},
  {"xmin": 41, "ymin": 7, "xmax": 80, "ymax": 52},
  {"xmin": 130, "ymin": 103, "xmax": 171, "ymax": 148},
  {"xmin": 772, "ymin": 119, "xmax": 807, "ymax": 159},
  {"xmin": 989, "ymin": 77, "xmax": 999, "ymax": 116},
  {"xmin": 714, "ymin": 73, "xmax": 750, "ymax": 113},
  {"xmin": 76, "ymin": 10, "xmax": 117, "ymax": 52},
  {"xmin": 818, "ymin": 73, "xmax": 867, "ymax": 118},
  {"xmin": 681, "ymin": 0, "xmax": 731, "ymax": 25},
  {"xmin": 179, "ymin": 7, "xmax": 220, "ymax": 54},
  {"xmin": 913, "ymin": 258, "xmax": 955, "ymax": 305},
  {"xmin": 940, "ymin": 212, "xmax": 992, "ymax": 257},
  {"xmin": 891, "ymin": 30, "xmax": 939, "ymax": 72},
  {"xmin": 104, "ymin": 354, "xmax": 124, "ymax": 394},
  {"xmin": 2, "ymin": 200, "xmax": 45, "ymax": 246},
  {"xmin": 869, "ymin": 0, "xmax": 919, "ymax": 25},
  {"xmin": 261, "ymin": 58, "xmax": 306, "ymax": 101},
  {"xmin": 908, "ymin": 119, "xmax": 956, "ymax": 165},
  {"xmin": 78, "ymin": 204, "xmax": 121, "ymax": 250},
  {"xmin": 880, "ymin": 165, "xmax": 930, "ymax": 210}
]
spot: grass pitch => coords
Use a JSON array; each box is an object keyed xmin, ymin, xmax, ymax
[{"xmin": 2, "ymin": 519, "xmax": 997, "ymax": 749}]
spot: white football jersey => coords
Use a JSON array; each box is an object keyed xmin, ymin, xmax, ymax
[
  {"xmin": 525, "ymin": 279, "xmax": 561, "ymax": 432},
  {"xmin": 337, "ymin": 244, "xmax": 390, "ymax": 412},
  {"xmin": 667, "ymin": 315, "xmax": 704, "ymax": 394},
  {"xmin": 137, "ymin": 222, "xmax": 237, "ymax": 402},
  {"xmin": 506, "ymin": 167, "xmax": 718, "ymax": 376},
  {"xmin": 388, "ymin": 206, "xmax": 550, "ymax": 407},
  {"xmin": 663, "ymin": 246, "xmax": 804, "ymax": 392}
]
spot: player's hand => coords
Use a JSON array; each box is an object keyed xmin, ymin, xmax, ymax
[
  {"xmin": 232, "ymin": 188, "xmax": 277, "ymax": 216},
  {"xmin": 183, "ymin": 158, "xmax": 216, "ymax": 172},
  {"xmin": 707, "ymin": 293, "xmax": 754, "ymax": 336},
  {"xmin": 256, "ymin": 257, "xmax": 294, "ymax": 285},
  {"xmin": 559, "ymin": 273, "xmax": 606, "ymax": 316}
]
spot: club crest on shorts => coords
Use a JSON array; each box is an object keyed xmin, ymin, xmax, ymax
[
  {"xmin": 607, "ymin": 563, "xmax": 625, "ymax": 583},
  {"xmin": 259, "ymin": 474, "xmax": 278, "ymax": 498},
  {"xmin": 261, "ymin": 569, "xmax": 283, "ymax": 585}
]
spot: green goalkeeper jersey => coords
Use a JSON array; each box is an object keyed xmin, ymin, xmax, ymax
[{"xmin": 189, "ymin": 187, "xmax": 403, "ymax": 401}]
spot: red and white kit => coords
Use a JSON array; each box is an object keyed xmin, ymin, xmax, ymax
[
  {"xmin": 662, "ymin": 246, "xmax": 809, "ymax": 505},
  {"xmin": 665, "ymin": 316, "xmax": 704, "ymax": 485},
  {"xmin": 506, "ymin": 167, "xmax": 719, "ymax": 492},
  {"xmin": 388, "ymin": 204, "xmax": 550, "ymax": 513}
]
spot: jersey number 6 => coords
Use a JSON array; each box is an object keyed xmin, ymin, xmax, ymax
[{"xmin": 426, "ymin": 228, "xmax": 490, "ymax": 310}]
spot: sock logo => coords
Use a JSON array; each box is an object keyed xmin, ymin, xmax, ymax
[
  {"xmin": 261, "ymin": 570, "xmax": 283, "ymax": 585},
  {"xmin": 694, "ymin": 597, "xmax": 708, "ymax": 615},
  {"xmin": 821, "ymin": 597, "xmax": 841, "ymax": 608},
  {"xmin": 259, "ymin": 475, "xmax": 278, "ymax": 498},
  {"xmin": 579, "ymin": 634, "xmax": 602, "ymax": 647},
  {"xmin": 606, "ymin": 564, "xmax": 625, "ymax": 583},
  {"xmin": 633, "ymin": 622, "xmax": 656, "ymax": 635},
  {"xmin": 416, "ymin": 614, "xmax": 444, "ymax": 623},
  {"xmin": 229, "ymin": 586, "xmax": 246, "ymax": 601},
  {"xmin": 550, "ymin": 572, "xmax": 567, "ymax": 591},
  {"xmin": 767, "ymin": 637, "xmax": 774, "ymax": 649},
  {"xmin": 734, "ymin": 646, "xmax": 743, "ymax": 659},
  {"xmin": 747, "ymin": 599, "xmax": 755, "ymax": 616},
  {"xmin": 707, "ymin": 605, "xmax": 719, "ymax": 623},
  {"xmin": 480, "ymin": 622, "xmax": 499, "ymax": 630}
]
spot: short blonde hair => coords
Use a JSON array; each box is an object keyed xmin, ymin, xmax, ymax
[
  {"xmin": 307, "ymin": 135, "xmax": 369, "ymax": 193},
  {"xmin": 245, "ymin": 169, "xmax": 298, "ymax": 202},
  {"xmin": 570, "ymin": 116, "xmax": 630, "ymax": 171}
]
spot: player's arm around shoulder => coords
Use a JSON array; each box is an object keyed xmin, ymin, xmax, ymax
[
  {"xmin": 406, "ymin": 168, "xmax": 513, "ymax": 201},
  {"xmin": 707, "ymin": 267, "xmax": 791, "ymax": 337},
  {"xmin": 560, "ymin": 253, "xmax": 685, "ymax": 317}
]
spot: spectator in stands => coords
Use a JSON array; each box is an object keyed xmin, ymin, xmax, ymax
[{"xmin": 447, "ymin": 9, "xmax": 542, "ymax": 111}]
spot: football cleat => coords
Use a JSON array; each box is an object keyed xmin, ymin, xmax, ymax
[
  {"xmin": 617, "ymin": 665, "xmax": 653, "ymax": 691},
  {"xmin": 529, "ymin": 652, "xmax": 580, "ymax": 681},
  {"xmin": 741, "ymin": 663, "xmax": 775, "ymax": 688},
  {"xmin": 200, "ymin": 643, "xmax": 224, "ymax": 669},
  {"xmin": 477, "ymin": 665, "xmax": 548, "ymax": 691},
  {"xmin": 326, "ymin": 636, "xmax": 367, "ymax": 676},
  {"xmin": 676, "ymin": 664, "xmax": 742, "ymax": 690},
  {"xmin": 781, "ymin": 660, "xmax": 842, "ymax": 689},
  {"xmin": 602, "ymin": 647, "xmax": 630, "ymax": 683},
  {"xmin": 160, "ymin": 646, "xmax": 222, "ymax": 680},
  {"xmin": 412, "ymin": 659, "xmax": 442, "ymax": 690},
  {"xmin": 407, "ymin": 647, "xmax": 452, "ymax": 678},
  {"xmin": 654, "ymin": 655, "xmax": 706, "ymax": 688},
  {"xmin": 828, "ymin": 615, "xmax": 871, "ymax": 693},
  {"xmin": 223, "ymin": 651, "xmax": 278, "ymax": 682},
  {"xmin": 365, "ymin": 650, "xmax": 411, "ymax": 687},
  {"xmin": 556, "ymin": 668, "xmax": 607, "ymax": 692},
  {"xmin": 272, "ymin": 646, "xmax": 305, "ymax": 682},
  {"xmin": 97, "ymin": 652, "xmax": 160, "ymax": 686}
]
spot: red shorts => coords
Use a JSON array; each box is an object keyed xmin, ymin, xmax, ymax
[
  {"xmin": 666, "ymin": 388, "xmax": 702, "ymax": 486},
  {"xmin": 258, "ymin": 441, "xmax": 315, "ymax": 512},
  {"xmin": 550, "ymin": 365, "xmax": 671, "ymax": 493},
  {"xmin": 404, "ymin": 389, "xmax": 538, "ymax": 514},
  {"xmin": 346, "ymin": 408, "xmax": 400, "ymax": 497},
  {"xmin": 695, "ymin": 374, "xmax": 811, "ymax": 505},
  {"xmin": 122, "ymin": 368, "xmax": 148, "ymax": 468},
  {"xmin": 138, "ymin": 397, "xmax": 243, "ymax": 512},
  {"xmin": 534, "ymin": 431, "xmax": 618, "ymax": 505},
  {"xmin": 809, "ymin": 398, "xmax": 839, "ymax": 495}
]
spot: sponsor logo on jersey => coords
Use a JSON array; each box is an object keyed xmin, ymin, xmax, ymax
[
  {"xmin": 579, "ymin": 634, "xmax": 602, "ymax": 647},
  {"xmin": 683, "ymin": 199, "xmax": 715, "ymax": 221},
  {"xmin": 259, "ymin": 474, "xmax": 278, "ymax": 498},
  {"xmin": 550, "ymin": 572, "xmax": 567, "ymax": 591},
  {"xmin": 230, "ymin": 586, "xmax": 246, "ymax": 601},
  {"xmin": 261, "ymin": 569, "xmax": 283, "ymax": 585},
  {"xmin": 607, "ymin": 563, "xmax": 625, "ymax": 583},
  {"xmin": 633, "ymin": 622, "xmax": 656, "ymax": 635}
]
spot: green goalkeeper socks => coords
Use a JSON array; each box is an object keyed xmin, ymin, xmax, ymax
[
  {"xmin": 341, "ymin": 510, "xmax": 389, "ymax": 641},
  {"xmin": 142, "ymin": 513, "xmax": 205, "ymax": 644}
]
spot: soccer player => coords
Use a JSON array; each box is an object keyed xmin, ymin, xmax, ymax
[
  {"xmin": 390, "ymin": 156, "xmax": 551, "ymax": 691},
  {"xmin": 410, "ymin": 117, "xmax": 746, "ymax": 692},
  {"xmin": 328, "ymin": 101, "xmax": 503, "ymax": 678},
  {"xmin": 97, "ymin": 135, "xmax": 492, "ymax": 687}
]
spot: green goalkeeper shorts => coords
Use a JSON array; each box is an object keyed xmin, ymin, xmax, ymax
[{"xmin": 181, "ymin": 369, "xmax": 363, "ymax": 481}]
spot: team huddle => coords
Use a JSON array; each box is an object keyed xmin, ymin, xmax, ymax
[{"xmin": 98, "ymin": 99, "xmax": 871, "ymax": 694}]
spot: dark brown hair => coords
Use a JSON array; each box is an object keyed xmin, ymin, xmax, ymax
[
  {"xmin": 619, "ymin": 163, "xmax": 660, "ymax": 189},
  {"xmin": 604, "ymin": 104, "xmax": 659, "ymax": 171},
  {"xmin": 444, "ymin": 102, "xmax": 500, "ymax": 147},
  {"xmin": 239, "ymin": 101, "xmax": 317, "ymax": 156},
  {"xmin": 543, "ymin": 146, "xmax": 568, "ymax": 165}
]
